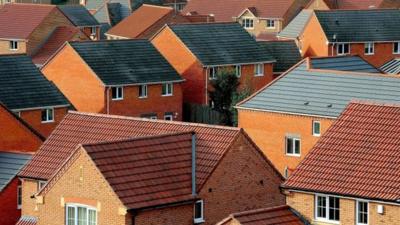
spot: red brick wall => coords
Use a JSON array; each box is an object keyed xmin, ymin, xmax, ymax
[
  {"xmin": 0, "ymin": 178, "xmax": 21, "ymax": 225},
  {"xmin": 300, "ymin": 15, "xmax": 329, "ymax": 57},
  {"xmin": 134, "ymin": 204, "xmax": 193, "ymax": 225}
]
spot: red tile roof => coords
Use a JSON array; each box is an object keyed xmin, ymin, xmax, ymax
[
  {"xmin": 15, "ymin": 216, "xmax": 37, "ymax": 225},
  {"xmin": 283, "ymin": 101, "xmax": 400, "ymax": 203},
  {"xmin": 81, "ymin": 132, "xmax": 195, "ymax": 209},
  {"xmin": 0, "ymin": 3, "xmax": 56, "ymax": 39},
  {"xmin": 218, "ymin": 205, "xmax": 308, "ymax": 225},
  {"xmin": 182, "ymin": 0, "xmax": 295, "ymax": 22},
  {"xmin": 19, "ymin": 111, "xmax": 240, "ymax": 191}
]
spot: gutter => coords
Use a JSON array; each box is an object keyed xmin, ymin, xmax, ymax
[{"xmin": 191, "ymin": 132, "xmax": 196, "ymax": 196}]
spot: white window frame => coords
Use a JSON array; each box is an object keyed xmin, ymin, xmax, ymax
[
  {"xmin": 194, "ymin": 200, "xmax": 204, "ymax": 224},
  {"xmin": 38, "ymin": 180, "xmax": 47, "ymax": 191},
  {"xmin": 254, "ymin": 63, "xmax": 264, "ymax": 76},
  {"xmin": 235, "ymin": 65, "xmax": 241, "ymax": 77},
  {"xmin": 312, "ymin": 121, "xmax": 321, "ymax": 137},
  {"xmin": 364, "ymin": 42, "xmax": 374, "ymax": 55},
  {"xmin": 41, "ymin": 108, "xmax": 54, "ymax": 123},
  {"xmin": 162, "ymin": 83, "xmax": 173, "ymax": 96},
  {"xmin": 164, "ymin": 113, "xmax": 173, "ymax": 121},
  {"xmin": 66, "ymin": 204, "xmax": 97, "ymax": 225},
  {"xmin": 337, "ymin": 43, "xmax": 350, "ymax": 55},
  {"xmin": 393, "ymin": 42, "xmax": 400, "ymax": 54},
  {"xmin": 17, "ymin": 185, "xmax": 22, "ymax": 209},
  {"xmin": 138, "ymin": 85, "xmax": 148, "ymax": 98},
  {"xmin": 111, "ymin": 86, "xmax": 123, "ymax": 100},
  {"xmin": 208, "ymin": 67, "xmax": 217, "ymax": 80},
  {"xmin": 90, "ymin": 27, "xmax": 97, "ymax": 35},
  {"xmin": 285, "ymin": 136, "xmax": 300, "ymax": 157},
  {"xmin": 356, "ymin": 200, "xmax": 369, "ymax": 225},
  {"xmin": 242, "ymin": 18, "xmax": 254, "ymax": 29},
  {"xmin": 315, "ymin": 194, "xmax": 340, "ymax": 224},
  {"xmin": 266, "ymin": 19, "xmax": 275, "ymax": 29},
  {"xmin": 150, "ymin": 115, "xmax": 157, "ymax": 120},
  {"xmin": 9, "ymin": 40, "xmax": 18, "ymax": 50}
]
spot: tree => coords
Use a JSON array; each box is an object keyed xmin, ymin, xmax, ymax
[{"xmin": 231, "ymin": 84, "xmax": 252, "ymax": 126}]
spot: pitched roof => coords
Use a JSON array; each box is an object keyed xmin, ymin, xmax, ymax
[
  {"xmin": 0, "ymin": 54, "xmax": 70, "ymax": 110},
  {"xmin": 323, "ymin": 0, "xmax": 384, "ymax": 9},
  {"xmin": 15, "ymin": 216, "xmax": 37, "ymax": 225},
  {"xmin": 0, "ymin": 4, "xmax": 56, "ymax": 39},
  {"xmin": 58, "ymin": 5, "xmax": 100, "ymax": 27},
  {"xmin": 283, "ymin": 101, "xmax": 400, "ymax": 202},
  {"xmin": 168, "ymin": 23, "xmax": 275, "ymax": 66},
  {"xmin": 69, "ymin": 40, "xmax": 183, "ymax": 85},
  {"xmin": 258, "ymin": 40, "xmax": 301, "ymax": 73},
  {"xmin": 310, "ymin": 55, "xmax": 380, "ymax": 73},
  {"xmin": 315, "ymin": 9, "xmax": 400, "ymax": 42},
  {"xmin": 380, "ymin": 58, "xmax": 400, "ymax": 74},
  {"xmin": 0, "ymin": 152, "xmax": 32, "ymax": 192},
  {"xmin": 237, "ymin": 59, "xmax": 400, "ymax": 118},
  {"xmin": 182, "ymin": 0, "xmax": 295, "ymax": 22},
  {"xmin": 19, "ymin": 111, "xmax": 241, "ymax": 188},
  {"xmin": 278, "ymin": 10, "xmax": 313, "ymax": 39},
  {"xmin": 82, "ymin": 132, "xmax": 195, "ymax": 209}
]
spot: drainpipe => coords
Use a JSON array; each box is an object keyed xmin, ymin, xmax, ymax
[
  {"xmin": 205, "ymin": 68, "xmax": 208, "ymax": 105},
  {"xmin": 191, "ymin": 132, "xmax": 196, "ymax": 196},
  {"xmin": 106, "ymin": 87, "xmax": 110, "ymax": 114}
]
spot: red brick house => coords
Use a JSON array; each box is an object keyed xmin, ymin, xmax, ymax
[
  {"xmin": 152, "ymin": 22, "xmax": 276, "ymax": 105},
  {"xmin": 18, "ymin": 111, "xmax": 285, "ymax": 225},
  {"xmin": 42, "ymin": 39, "xmax": 184, "ymax": 120}
]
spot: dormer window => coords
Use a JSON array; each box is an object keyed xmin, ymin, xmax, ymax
[
  {"xmin": 266, "ymin": 19, "xmax": 275, "ymax": 29},
  {"xmin": 242, "ymin": 18, "xmax": 254, "ymax": 29}
]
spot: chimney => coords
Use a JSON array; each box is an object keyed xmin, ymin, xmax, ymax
[{"xmin": 191, "ymin": 132, "xmax": 196, "ymax": 196}]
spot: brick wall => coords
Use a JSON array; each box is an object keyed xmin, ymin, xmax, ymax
[
  {"xmin": 237, "ymin": 11, "xmax": 283, "ymax": 36},
  {"xmin": 0, "ymin": 40, "xmax": 27, "ymax": 55},
  {"xmin": 305, "ymin": 0, "xmax": 330, "ymax": 10},
  {"xmin": 21, "ymin": 179, "xmax": 39, "ymax": 217},
  {"xmin": 134, "ymin": 204, "xmax": 193, "ymax": 225},
  {"xmin": 300, "ymin": 15, "xmax": 329, "ymax": 57},
  {"xmin": 0, "ymin": 178, "xmax": 21, "ymax": 225}
]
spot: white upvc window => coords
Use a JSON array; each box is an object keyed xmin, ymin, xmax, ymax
[
  {"xmin": 9, "ymin": 40, "xmax": 18, "ymax": 50},
  {"xmin": 37, "ymin": 180, "xmax": 47, "ymax": 191},
  {"xmin": 364, "ymin": 42, "xmax": 374, "ymax": 55},
  {"xmin": 194, "ymin": 200, "xmax": 204, "ymax": 224},
  {"xmin": 393, "ymin": 42, "xmax": 400, "ymax": 54},
  {"xmin": 235, "ymin": 65, "xmax": 241, "ymax": 77},
  {"xmin": 286, "ymin": 136, "xmax": 300, "ymax": 156},
  {"xmin": 254, "ymin": 63, "xmax": 264, "ymax": 76},
  {"xmin": 209, "ymin": 67, "xmax": 218, "ymax": 80},
  {"xmin": 111, "ymin": 86, "xmax": 123, "ymax": 100},
  {"xmin": 315, "ymin": 195, "xmax": 340, "ymax": 223},
  {"xmin": 162, "ymin": 83, "xmax": 173, "ymax": 96},
  {"xmin": 164, "ymin": 113, "xmax": 173, "ymax": 121},
  {"xmin": 242, "ymin": 18, "xmax": 254, "ymax": 29},
  {"xmin": 41, "ymin": 108, "xmax": 54, "ymax": 123},
  {"xmin": 17, "ymin": 185, "xmax": 22, "ymax": 209},
  {"xmin": 357, "ymin": 200, "xmax": 369, "ymax": 225},
  {"xmin": 66, "ymin": 204, "xmax": 97, "ymax": 225},
  {"xmin": 312, "ymin": 121, "xmax": 321, "ymax": 136},
  {"xmin": 337, "ymin": 43, "xmax": 350, "ymax": 55},
  {"xmin": 138, "ymin": 85, "xmax": 147, "ymax": 98},
  {"xmin": 266, "ymin": 19, "xmax": 275, "ymax": 28}
]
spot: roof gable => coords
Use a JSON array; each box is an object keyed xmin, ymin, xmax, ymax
[
  {"xmin": 0, "ymin": 152, "xmax": 32, "ymax": 192},
  {"xmin": 58, "ymin": 5, "xmax": 100, "ymax": 27},
  {"xmin": 278, "ymin": 9, "xmax": 313, "ymax": 39}
]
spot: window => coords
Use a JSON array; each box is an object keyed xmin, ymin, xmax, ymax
[
  {"xmin": 235, "ymin": 65, "xmax": 241, "ymax": 77},
  {"xmin": 364, "ymin": 42, "xmax": 374, "ymax": 55},
  {"xmin": 111, "ymin": 86, "xmax": 123, "ymax": 100},
  {"xmin": 286, "ymin": 136, "xmax": 300, "ymax": 156},
  {"xmin": 254, "ymin": 63, "xmax": 264, "ymax": 76},
  {"xmin": 164, "ymin": 113, "xmax": 173, "ymax": 121},
  {"xmin": 162, "ymin": 83, "xmax": 173, "ymax": 96},
  {"xmin": 337, "ymin": 43, "xmax": 350, "ymax": 55},
  {"xmin": 66, "ymin": 205, "xmax": 97, "ymax": 225},
  {"xmin": 394, "ymin": 42, "xmax": 400, "ymax": 54},
  {"xmin": 90, "ymin": 27, "xmax": 97, "ymax": 35},
  {"xmin": 315, "ymin": 195, "xmax": 340, "ymax": 222},
  {"xmin": 266, "ymin": 19, "xmax": 275, "ymax": 28},
  {"xmin": 17, "ymin": 185, "xmax": 22, "ymax": 209},
  {"xmin": 284, "ymin": 167, "xmax": 289, "ymax": 179},
  {"xmin": 41, "ymin": 108, "xmax": 54, "ymax": 123},
  {"xmin": 138, "ymin": 85, "xmax": 147, "ymax": 98},
  {"xmin": 9, "ymin": 41, "xmax": 18, "ymax": 50},
  {"xmin": 312, "ymin": 121, "xmax": 321, "ymax": 136},
  {"xmin": 209, "ymin": 67, "xmax": 217, "ymax": 80},
  {"xmin": 37, "ymin": 181, "xmax": 46, "ymax": 191},
  {"xmin": 357, "ymin": 201, "xmax": 368, "ymax": 225},
  {"xmin": 194, "ymin": 200, "xmax": 204, "ymax": 223},
  {"xmin": 242, "ymin": 18, "xmax": 254, "ymax": 29}
]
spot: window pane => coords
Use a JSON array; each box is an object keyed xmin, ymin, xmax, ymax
[
  {"xmin": 294, "ymin": 139, "xmax": 300, "ymax": 154},
  {"xmin": 77, "ymin": 207, "xmax": 87, "ymax": 225},
  {"xmin": 313, "ymin": 122, "xmax": 320, "ymax": 135},
  {"xmin": 344, "ymin": 44, "xmax": 349, "ymax": 53},
  {"xmin": 317, "ymin": 196, "xmax": 326, "ymax": 218},
  {"xmin": 328, "ymin": 197, "xmax": 340, "ymax": 221},
  {"xmin": 67, "ymin": 206, "xmax": 75, "ymax": 225},
  {"xmin": 88, "ymin": 209, "xmax": 96, "ymax": 225},
  {"xmin": 358, "ymin": 201, "xmax": 368, "ymax": 224},
  {"xmin": 48, "ymin": 109, "xmax": 53, "ymax": 121},
  {"xmin": 286, "ymin": 138, "xmax": 293, "ymax": 154},
  {"xmin": 112, "ymin": 87, "xmax": 117, "ymax": 99},
  {"xmin": 41, "ymin": 110, "xmax": 47, "ymax": 121},
  {"xmin": 194, "ymin": 201, "xmax": 202, "ymax": 219}
]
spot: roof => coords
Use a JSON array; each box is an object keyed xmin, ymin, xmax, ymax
[
  {"xmin": 69, "ymin": 40, "xmax": 183, "ymax": 85},
  {"xmin": 310, "ymin": 56, "xmax": 380, "ymax": 73},
  {"xmin": 283, "ymin": 101, "xmax": 400, "ymax": 203},
  {"xmin": 258, "ymin": 40, "xmax": 301, "ymax": 73},
  {"xmin": 237, "ymin": 59, "xmax": 400, "ymax": 118},
  {"xmin": 58, "ymin": 5, "xmax": 100, "ymax": 27},
  {"xmin": 83, "ymin": 132, "xmax": 195, "ymax": 209},
  {"xmin": 0, "ymin": 4, "xmax": 56, "ymax": 39},
  {"xmin": 218, "ymin": 205, "xmax": 309, "ymax": 225},
  {"xmin": 380, "ymin": 58, "xmax": 400, "ymax": 74},
  {"xmin": 19, "ymin": 111, "xmax": 241, "ymax": 188},
  {"xmin": 182, "ymin": 0, "xmax": 295, "ymax": 22},
  {"xmin": 15, "ymin": 216, "xmax": 37, "ymax": 225},
  {"xmin": 322, "ymin": 0, "xmax": 385, "ymax": 9},
  {"xmin": 168, "ymin": 23, "xmax": 275, "ymax": 66},
  {"xmin": 0, "ymin": 54, "xmax": 70, "ymax": 110},
  {"xmin": 315, "ymin": 9, "xmax": 400, "ymax": 42},
  {"xmin": 278, "ymin": 10, "xmax": 313, "ymax": 39},
  {"xmin": 0, "ymin": 152, "xmax": 32, "ymax": 192}
]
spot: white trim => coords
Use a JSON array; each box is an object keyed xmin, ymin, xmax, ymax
[
  {"xmin": 162, "ymin": 83, "xmax": 173, "ymax": 96},
  {"xmin": 41, "ymin": 108, "xmax": 54, "ymax": 123},
  {"xmin": 356, "ymin": 200, "xmax": 369, "ymax": 225},
  {"xmin": 194, "ymin": 200, "xmax": 204, "ymax": 224},
  {"xmin": 364, "ymin": 42, "xmax": 374, "ymax": 55},
  {"xmin": 111, "ymin": 86, "xmax": 123, "ymax": 100},
  {"xmin": 138, "ymin": 84, "xmax": 148, "ymax": 98},
  {"xmin": 235, "ymin": 106, "xmax": 337, "ymax": 119},
  {"xmin": 315, "ymin": 194, "xmax": 340, "ymax": 224},
  {"xmin": 66, "ymin": 203, "xmax": 97, "ymax": 225},
  {"xmin": 285, "ymin": 136, "xmax": 301, "ymax": 157}
]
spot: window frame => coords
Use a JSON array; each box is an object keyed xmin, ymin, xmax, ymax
[
  {"xmin": 17, "ymin": 185, "xmax": 22, "ymax": 209},
  {"xmin": 235, "ymin": 65, "xmax": 241, "ymax": 77},
  {"xmin": 66, "ymin": 204, "xmax": 97, "ymax": 225},
  {"xmin": 254, "ymin": 63, "xmax": 264, "ymax": 76},
  {"xmin": 242, "ymin": 18, "xmax": 254, "ymax": 29},
  {"xmin": 285, "ymin": 136, "xmax": 301, "ymax": 157},
  {"xmin": 111, "ymin": 86, "xmax": 123, "ymax": 100},
  {"xmin": 393, "ymin": 42, "xmax": 400, "ymax": 54},
  {"xmin": 356, "ymin": 200, "xmax": 369, "ymax": 225},
  {"xmin": 164, "ymin": 113, "xmax": 173, "ymax": 121},
  {"xmin": 266, "ymin": 19, "xmax": 275, "ymax": 29},
  {"xmin": 208, "ymin": 67, "xmax": 217, "ymax": 80},
  {"xmin": 312, "ymin": 121, "xmax": 321, "ymax": 137},
  {"xmin": 315, "ymin": 194, "xmax": 340, "ymax": 224},
  {"xmin": 162, "ymin": 83, "xmax": 173, "ymax": 96},
  {"xmin": 9, "ymin": 40, "xmax": 18, "ymax": 51},
  {"xmin": 41, "ymin": 108, "xmax": 54, "ymax": 123},
  {"xmin": 336, "ymin": 43, "xmax": 350, "ymax": 55},
  {"xmin": 37, "ymin": 180, "xmax": 47, "ymax": 191},
  {"xmin": 138, "ymin": 84, "xmax": 148, "ymax": 98},
  {"xmin": 364, "ymin": 42, "xmax": 374, "ymax": 55},
  {"xmin": 194, "ymin": 200, "xmax": 204, "ymax": 224},
  {"xmin": 90, "ymin": 27, "xmax": 97, "ymax": 35}
]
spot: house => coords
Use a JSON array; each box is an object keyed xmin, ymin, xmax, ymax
[
  {"xmin": 1, "ymin": 0, "xmax": 64, "ymax": 5},
  {"xmin": 182, "ymin": 0, "xmax": 312, "ymax": 38},
  {"xmin": 0, "ymin": 54, "xmax": 70, "ymax": 137},
  {"xmin": 41, "ymin": 39, "xmax": 184, "ymax": 120},
  {"xmin": 151, "ymin": 22, "xmax": 275, "ymax": 105},
  {"xmin": 0, "ymin": 3, "xmax": 74, "ymax": 56},
  {"xmin": 279, "ymin": 9, "xmax": 400, "ymax": 67},
  {"xmin": 306, "ymin": 0, "xmax": 400, "ymax": 10},
  {"xmin": 163, "ymin": 0, "xmax": 186, "ymax": 11},
  {"xmin": 216, "ymin": 205, "xmax": 309, "ymax": 225},
  {"xmin": 18, "ymin": 111, "xmax": 285, "ymax": 225},
  {"xmin": 282, "ymin": 101, "xmax": 400, "ymax": 225},
  {"xmin": 236, "ymin": 57, "xmax": 400, "ymax": 176}
]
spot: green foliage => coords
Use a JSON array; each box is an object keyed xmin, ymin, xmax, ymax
[{"xmin": 231, "ymin": 84, "xmax": 252, "ymax": 127}]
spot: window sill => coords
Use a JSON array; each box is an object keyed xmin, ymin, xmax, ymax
[
  {"xmin": 244, "ymin": 27, "xmax": 254, "ymax": 30},
  {"xmin": 138, "ymin": 96, "xmax": 148, "ymax": 99},
  {"xmin": 9, "ymin": 49, "xmax": 18, "ymax": 51},
  {"xmin": 364, "ymin": 53, "xmax": 374, "ymax": 55},
  {"xmin": 41, "ymin": 120, "xmax": 54, "ymax": 124},
  {"xmin": 314, "ymin": 219, "xmax": 340, "ymax": 225},
  {"xmin": 162, "ymin": 94, "xmax": 173, "ymax": 97},
  {"xmin": 111, "ymin": 98, "xmax": 123, "ymax": 101},
  {"xmin": 194, "ymin": 219, "xmax": 205, "ymax": 224},
  {"xmin": 286, "ymin": 154, "xmax": 301, "ymax": 157},
  {"xmin": 266, "ymin": 27, "xmax": 276, "ymax": 29},
  {"xmin": 313, "ymin": 134, "xmax": 321, "ymax": 137},
  {"xmin": 254, "ymin": 74, "xmax": 264, "ymax": 77}
]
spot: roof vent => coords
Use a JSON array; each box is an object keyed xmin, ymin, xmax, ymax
[
  {"xmin": 335, "ymin": 20, "xmax": 339, "ymax": 25},
  {"xmin": 327, "ymin": 104, "xmax": 333, "ymax": 108},
  {"xmin": 304, "ymin": 102, "xmax": 309, "ymax": 105}
]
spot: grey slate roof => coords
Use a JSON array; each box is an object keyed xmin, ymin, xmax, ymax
[
  {"xmin": 58, "ymin": 5, "xmax": 100, "ymax": 27},
  {"xmin": 315, "ymin": 9, "xmax": 400, "ymax": 42},
  {"xmin": 87, "ymin": 0, "xmax": 130, "ymax": 26},
  {"xmin": 0, "ymin": 152, "xmax": 31, "ymax": 191},
  {"xmin": 258, "ymin": 40, "xmax": 301, "ymax": 73},
  {"xmin": 0, "ymin": 55, "xmax": 70, "ymax": 110},
  {"xmin": 278, "ymin": 10, "xmax": 312, "ymax": 39},
  {"xmin": 380, "ymin": 58, "xmax": 400, "ymax": 74},
  {"xmin": 69, "ymin": 40, "xmax": 183, "ymax": 85},
  {"xmin": 238, "ymin": 60, "xmax": 400, "ymax": 118},
  {"xmin": 169, "ymin": 23, "xmax": 275, "ymax": 66},
  {"xmin": 311, "ymin": 56, "xmax": 380, "ymax": 73}
]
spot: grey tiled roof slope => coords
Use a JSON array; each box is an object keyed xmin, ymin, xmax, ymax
[
  {"xmin": 380, "ymin": 58, "xmax": 400, "ymax": 74},
  {"xmin": 58, "ymin": 5, "xmax": 100, "ymax": 27},
  {"xmin": 278, "ymin": 10, "xmax": 312, "ymax": 39},
  {"xmin": 315, "ymin": 9, "xmax": 400, "ymax": 42},
  {"xmin": 0, "ymin": 152, "xmax": 31, "ymax": 191},
  {"xmin": 238, "ymin": 61, "xmax": 400, "ymax": 118},
  {"xmin": 69, "ymin": 40, "xmax": 183, "ymax": 85},
  {"xmin": 0, "ymin": 55, "xmax": 70, "ymax": 110},
  {"xmin": 258, "ymin": 40, "xmax": 301, "ymax": 73},
  {"xmin": 169, "ymin": 23, "xmax": 275, "ymax": 66},
  {"xmin": 311, "ymin": 56, "xmax": 380, "ymax": 73}
]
